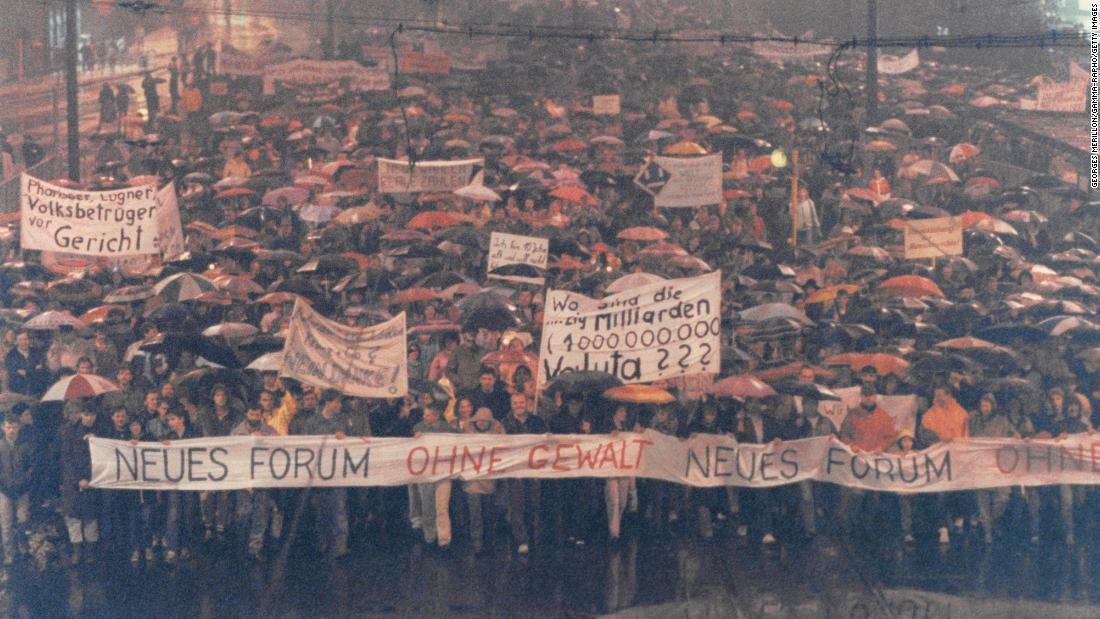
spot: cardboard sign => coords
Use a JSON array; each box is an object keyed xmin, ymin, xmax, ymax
[
  {"xmin": 903, "ymin": 216, "xmax": 963, "ymax": 259},
  {"xmin": 20, "ymin": 174, "xmax": 159, "ymax": 256},
  {"xmin": 539, "ymin": 271, "xmax": 721, "ymax": 386},
  {"xmin": 592, "ymin": 95, "xmax": 621, "ymax": 115},
  {"xmin": 280, "ymin": 301, "xmax": 408, "ymax": 398},
  {"xmin": 634, "ymin": 154, "xmax": 723, "ymax": 207},
  {"xmin": 377, "ymin": 158, "xmax": 483, "ymax": 193},
  {"xmin": 488, "ymin": 232, "xmax": 548, "ymax": 285}
]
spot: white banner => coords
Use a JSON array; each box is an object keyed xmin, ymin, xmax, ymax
[
  {"xmin": 264, "ymin": 59, "xmax": 391, "ymax": 92},
  {"xmin": 634, "ymin": 154, "xmax": 722, "ymax": 207},
  {"xmin": 539, "ymin": 271, "xmax": 721, "ymax": 386},
  {"xmin": 155, "ymin": 182, "xmax": 184, "ymax": 261},
  {"xmin": 20, "ymin": 174, "xmax": 159, "ymax": 256},
  {"xmin": 88, "ymin": 432, "xmax": 1100, "ymax": 492},
  {"xmin": 377, "ymin": 158, "xmax": 483, "ymax": 194},
  {"xmin": 487, "ymin": 232, "xmax": 548, "ymax": 285},
  {"xmin": 592, "ymin": 94, "xmax": 621, "ymax": 115},
  {"xmin": 750, "ymin": 31, "xmax": 832, "ymax": 61},
  {"xmin": 878, "ymin": 49, "xmax": 919, "ymax": 75},
  {"xmin": 280, "ymin": 301, "xmax": 408, "ymax": 398},
  {"xmin": 903, "ymin": 216, "xmax": 962, "ymax": 259}
]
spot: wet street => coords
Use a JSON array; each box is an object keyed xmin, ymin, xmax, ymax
[{"xmin": 6, "ymin": 496, "xmax": 1100, "ymax": 619}]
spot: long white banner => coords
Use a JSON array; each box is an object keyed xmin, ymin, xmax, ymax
[
  {"xmin": 263, "ymin": 59, "xmax": 391, "ymax": 92},
  {"xmin": 280, "ymin": 301, "xmax": 408, "ymax": 398},
  {"xmin": 539, "ymin": 272, "xmax": 721, "ymax": 386},
  {"xmin": 88, "ymin": 432, "xmax": 1100, "ymax": 491},
  {"xmin": 377, "ymin": 158, "xmax": 483, "ymax": 193},
  {"xmin": 20, "ymin": 174, "xmax": 159, "ymax": 256}
]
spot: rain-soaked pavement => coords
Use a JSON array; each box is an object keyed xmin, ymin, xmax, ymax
[{"xmin": 6, "ymin": 489, "xmax": 1100, "ymax": 618}]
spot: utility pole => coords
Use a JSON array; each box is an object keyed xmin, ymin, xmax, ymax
[
  {"xmin": 866, "ymin": 0, "xmax": 879, "ymax": 126},
  {"xmin": 324, "ymin": 0, "xmax": 335, "ymax": 59},
  {"xmin": 64, "ymin": 0, "xmax": 79, "ymax": 182}
]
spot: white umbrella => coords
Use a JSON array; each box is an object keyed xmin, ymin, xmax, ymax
[
  {"xmin": 43, "ymin": 374, "xmax": 120, "ymax": 401},
  {"xmin": 154, "ymin": 272, "xmax": 217, "ymax": 302},
  {"xmin": 453, "ymin": 184, "xmax": 501, "ymax": 202},
  {"xmin": 247, "ymin": 351, "xmax": 283, "ymax": 371},
  {"xmin": 606, "ymin": 272, "xmax": 666, "ymax": 294},
  {"xmin": 24, "ymin": 310, "xmax": 85, "ymax": 331},
  {"xmin": 298, "ymin": 203, "xmax": 341, "ymax": 223},
  {"xmin": 202, "ymin": 322, "xmax": 259, "ymax": 339}
]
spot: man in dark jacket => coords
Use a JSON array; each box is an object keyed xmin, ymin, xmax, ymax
[
  {"xmin": 197, "ymin": 384, "xmax": 240, "ymax": 544},
  {"xmin": 733, "ymin": 400, "xmax": 785, "ymax": 545},
  {"xmin": 502, "ymin": 393, "xmax": 546, "ymax": 555},
  {"xmin": 469, "ymin": 368, "xmax": 511, "ymax": 421},
  {"xmin": 5, "ymin": 331, "xmax": 50, "ymax": 397},
  {"xmin": 62, "ymin": 406, "xmax": 105, "ymax": 565},
  {"xmin": 302, "ymin": 390, "xmax": 353, "ymax": 557},
  {"xmin": 548, "ymin": 395, "xmax": 593, "ymax": 546},
  {"xmin": 0, "ymin": 414, "xmax": 32, "ymax": 565}
]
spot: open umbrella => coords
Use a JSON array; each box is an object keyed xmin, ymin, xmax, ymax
[
  {"xmin": 408, "ymin": 211, "xmax": 464, "ymax": 230},
  {"xmin": 392, "ymin": 287, "xmax": 440, "ymax": 304},
  {"xmin": 154, "ymin": 273, "xmax": 218, "ymax": 302},
  {"xmin": 544, "ymin": 371, "xmax": 623, "ymax": 396},
  {"xmin": 42, "ymin": 374, "xmax": 120, "ymax": 401},
  {"xmin": 604, "ymin": 384, "xmax": 675, "ymax": 404},
  {"xmin": 262, "ymin": 186, "xmax": 310, "ymax": 206},
  {"xmin": 549, "ymin": 186, "xmax": 598, "ymax": 206},
  {"xmin": 617, "ymin": 227, "xmax": 667, "ymax": 242},
  {"xmin": 709, "ymin": 374, "xmax": 777, "ymax": 398},
  {"xmin": 606, "ymin": 272, "xmax": 666, "ymax": 294},
  {"xmin": 824, "ymin": 353, "xmax": 909, "ymax": 377},
  {"xmin": 202, "ymin": 322, "xmax": 259, "ymax": 339},
  {"xmin": 877, "ymin": 275, "xmax": 944, "ymax": 298},
  {"xmin": 24, "ymin": 310, "xmax": 85, "ymax": 331},
  {"xmin": 737, "ymin": 303, "xmax": 813, "ymax": 326},
  {"xmin": 948, "ymin": 143, "xmax": 980, "ymax": 164},
  {"xmin": 298, "ymin": 203, "xmax": 341, "ymax": 223},
  {"xmin": 772, "ymin": 381, "xmax": 842, "ymax": 401}
]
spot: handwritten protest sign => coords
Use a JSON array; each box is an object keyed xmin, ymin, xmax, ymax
[
  {"xmin": 539, "ymin": 271, "xmax": 721, "ymax": 386},
  {"xmin": 1036, "ymin": 77, "xmax": 1086, "ymax": 112},
  {"xmin": 487, "ymin": 232, "xmax": 548, "ymax": 285},
  {"xmin": 88, "ymin": 431, "xmax": 1100, "ymax": 492},
  {"xmin": 592, "ymin": 95, "xmax": 621, "ymax": 115},
  {"xmin": 634, "ymin": 154, "xmax": 722, "ymax": 207},
  {"xmin": 903, "ymin": 216, "xmax": 962, "ymax": 259},
  {"xmin": 377, "ymin": 158, "xmax": 483, "ymax": 193},
  {"xmin": 20, "ymin": 174, "xmax": 159, "ymax": 256},
  {"xmin": 155, "ymin": 182, "xmax": 185, "ymax": 261},
  {"xmin": 280, "ymin": 301, "xmax": 407, "ymax": 398}
]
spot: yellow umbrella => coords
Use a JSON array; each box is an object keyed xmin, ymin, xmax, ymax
[
  {"xmin": 663, "ymin": 141, "xmax": 708, "ymax": 155},
  {"xmin": 806, "ymin": 284, "xmax": 860, "ymax": 305},
  {"xmin": 604, "ymin": 384, "xmax": 676, "ymax": 404}
]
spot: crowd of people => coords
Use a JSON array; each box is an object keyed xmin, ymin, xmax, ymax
[{"xmin": 0, "ymin": 8, "xmax": 1095, "ymax": 574}]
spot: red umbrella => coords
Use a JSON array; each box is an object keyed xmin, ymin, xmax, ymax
[
  {"xmin": 79, "ymin": 305, "xmax": 127, "ymax": 326},
  {"xmin": 709, "ymin": 375, "xmax": 777, "ymax": 398},
  {"xmin": 392, "ymin": 287, "xmax": 440, "ymax": 304},
  {"xmin": 637, "ymin": 242, "xmax": 688, "ymax": 257},
  {"xmin": 824, "ymin": 353, "xmax": 909, "ymax": 377},
  {"xmin": 617, "ymin": 226, "xmax": 668, "ymax": 242},
  {"xmin": 948, "ymin": 143, "xmax": 980, "ymax": 164},
  {"xmin": 552, "ymin": 138, "xmax": 587, "ymax": 152},
  {"xmin": 407, "ymin": 211, "xmax": 463, "ymax": 230},
  {"xmin": 42, "ymin": 374, "xmax": 120, "ymax": 401},
  {"xmin": 877, "ymin": 275, "xmax": 945, "ymax": 298},
  {"xmin": 549, "ymin": 186, "xmax": 598, "ymax": 206},
  {"xmin": 214, "ymin": 187, "xmax": 257, "ymax": 200}
]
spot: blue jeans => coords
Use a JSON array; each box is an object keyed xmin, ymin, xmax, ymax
[
  {"xmin": 236, "ymin": 489, "xmax": 273, "ymax": 553},
  {"xmin": 164, "ymin": 491, "xmax": 197, "ymax": 552},
  {"xmin": 312, "ymin": 488, "xmax": 349, "ymax": 549}
]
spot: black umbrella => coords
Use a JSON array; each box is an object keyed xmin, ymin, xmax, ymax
[
  {"xmin": 773, "ymin": 381, "xmax": 842, "ymax": 401},
  {"xmin": 144, "ymin": 302, "xmax": 194, "ymax": 331},
  {"xmin": 333, "ymin": 270, "xmax": 398, "ymax": 294},
  {"xmin": 488, "ymin": 264, "xmax": 546, "ymax": 279},
  {"xmin": 183, "ymin": 172, "xmax": 215, "ymax": 185},
  {"xmin": 463, "ymin": 306, "xmax": 518, "ymax": 331},
  {"xmin": 417, "ymin": 271, "xmax": 472, "ymax": 290},
  {"xmin": 544, "ymin": 371, "xmax": 623, "ymax": 396},
  {"xmin": 141, "ymin": 334, "xmax": 242, "ymax": 369},
  {"xmin": 235, "ymin": 206, "xmax": 286, "ymax": 229},
  {"xmin": 975, "ymin": 324, "xmax": 1046, "ymax": 345}
]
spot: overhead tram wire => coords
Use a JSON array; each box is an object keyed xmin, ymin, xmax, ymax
[{"xmin": 71, "ymin": 0, "xmax": 1089, "ymax": 50}]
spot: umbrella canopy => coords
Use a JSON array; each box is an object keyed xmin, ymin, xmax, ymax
[
  {"xmin": 42, "ymin": 374, "xmax": 120, "ymax": 401},
  {"xmin": 877, "ymin": 275, "xmax": 945, "ymax": 298},
  {"xmin": 298, "ymin": 203, "xmax": 341, "ymax": 223},
  {"xmin": 25, "ymin": 310, "xmax": 85, "ymax": 331},
  {"xmin": 948, "ymin": 143, "xmax": 980, "ymax": 164},
  {"xmin": 79, "ymin": 305, "xmax": 127, "ymax": 326},
  {"xmin": 154, "ymin": 272, "xmax": 218, "ymax": 302},
  {"xmin": 604, "ymin": 384, "xmax": 675, "ymax": 404},
  {"xmin": 709, "ymin": 374, "xmax": 777, "ymax": 398},
  {"xmin": 544, "ymin": 371, "xmax": 622, "ymax": 396},
  {"xmin": 407, "ymin": 211, "xmax": 464, "ymax": 230},
  {"xmin": 773, "ymin": 381, "xmax": 842, "ymax": 401},
  {"xmin": 392, "ymin": 287, "xmax": 440, "ymax": 304},
  {"xmin": 737, "ymin": 303, "xmax": 813, "ymax": 326},
  {"xmin": 202, "ymin": 322, "xmax": 259, "ymax": 339},
  {"xmin": 824, "ymin": 353, "xmax": 909, "ymax": 377},
  {"xmin": 453, "ymin": 184, "xmax": 501, "ymax": 202},
  {"xmin": 900, "ymin": 160, "xmax": 960, "ymax": 182},
  {"xmin": 935, "ymin": 336, "xmax": 998, "ymax": 350},
  {"xmin": 262, "ymin": 186, "xmax": 310, "ymax": 206},
  {"xmin": 605, "ymin": 272, "xmax": 666, "ymax": 294},
  {"xmin": 617, "ymin": 227, "xmax": 668, "ymax": 242},
  {"xmin": 806, "ymin": 284, "xmax": 860, "ymax": 305},
  {"xmin": 549, "ymin": 186, "xmax": 599, "ymax": 206}
]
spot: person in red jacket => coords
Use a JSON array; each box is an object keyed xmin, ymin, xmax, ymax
[
  {"xmin": 839, "ymin": 384, "xmax": 897, "ymax": 453},
  {"xmin": 837, "ymin": 385, "xmax": 897, "ymax": 533}
]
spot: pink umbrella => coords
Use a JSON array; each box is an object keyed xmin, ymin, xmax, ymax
[
  {"xmin": 43, "ymin": 374, "xmax": 120, "ymax": 401},
  {"xmin": 709, "ymin": 375, "xmax": 777, "ymax": 398},
  {"xmin": 24, "ymin": 310, "xmax": 85, "ymax": 331},
  {"xmin": 262, "ymin": 186, "xmax": 310, "ymax": 206}
]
